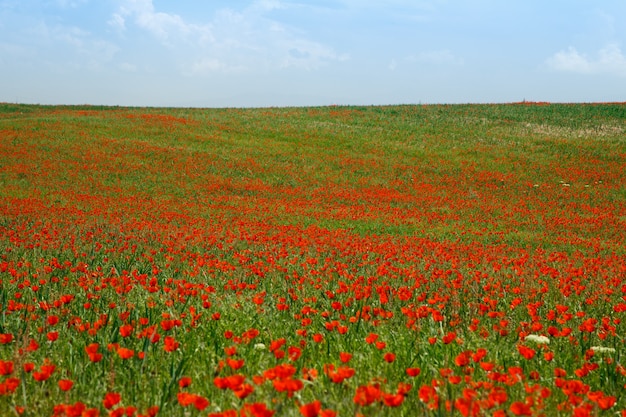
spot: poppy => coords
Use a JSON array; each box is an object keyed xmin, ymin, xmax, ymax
[
  {"xmin": 58, "ymin": 379, "xmax": 74, "ymax": 391},
  {"xmin": 299, "ymin": 400, "xmax": 321, "ymax": 417},
  {"xmin": 103, "ymin": 392, "xmax": 121, "ymax": 409}
]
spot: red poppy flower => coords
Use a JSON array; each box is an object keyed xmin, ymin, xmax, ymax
[
  {"xmin": 509, "ymin": 401, "xmax": 532, "ymax": 416},
  {"xmin": 117, "ymin": 347, "xmax": 134, "ymax": 359},
  {"xmin": 242, "ymin": 402, "xmax": 274, "ymax": 417},
  {"xmin": 406, "ymin": 367, "xmax": 421, "ymax": 377},
  {"xmin": 103, "ymin": 392, "xmax": 121, "ymax": 409},
  {"xmin": 85, "ymin": 343, "xmax": 103, "ymax": 363},
  {"xmin": 58, "ymin": 379, "xmax": 74, "ymax": 391},
  {"xmin": 382, "ymin": 393, "xmax": 404, "ymax": 407},
  {"xmin": 517, "ymin": 344, "xmax": 536, "ymax": 360},
  {"xmin": 179, "ymin": 376, "xmax": 192, "ymax": 388},
  {"xmin": 164, "ymin": 336, "xmax": 179, "ymax": 352},
  {"xmin": 299, "ymin": 400, "xmax": 321, "ymax": 417},
  {"xmin": 383, "ymin": 352, "xmax": 395, "ymax": 363},
  {"xmin": 0, "ymin": 360, "xmax": 14, "ymax": 376},
  {"xmin": 354, "ymin": 384, "xmax": 381, "ymax": 406}
]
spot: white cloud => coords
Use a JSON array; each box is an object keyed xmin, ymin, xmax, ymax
[
  {"xmin": 111, "ymin": 0, "xmax": 346, "ymax": 74},
  {"xmin": 24, "ymin": 22, "xmax": 119, "ymax": 70},
  {"xmin": 546, "ymin": 44, "xmax": 626, "ymax": 77},
  {"xmin": 112, "ymin": 0, "xmax": 212, "ymax": 44},
  {"xmin": 108, "ymin": 13, "xmax": 125, "ymax": 31}
]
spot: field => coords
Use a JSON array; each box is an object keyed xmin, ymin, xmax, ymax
[{"xmin": 0, "ymin": 102, "xmax": 625, "ymax": 416}]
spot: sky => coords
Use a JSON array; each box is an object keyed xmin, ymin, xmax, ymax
[{"xmin": 1, "ymin": 0, "xmax": 625, "ymax": 107}]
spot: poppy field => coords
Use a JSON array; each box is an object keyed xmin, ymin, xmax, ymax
[{"xmin": 0, "ymin": 102, "xmax": 625, "ymax": 416}]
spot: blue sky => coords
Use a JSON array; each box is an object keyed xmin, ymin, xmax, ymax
[{"xmin": 1, "ymin": 0, "xmax": 625, "ymax": 107}]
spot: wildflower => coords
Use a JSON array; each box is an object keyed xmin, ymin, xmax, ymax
[
  {"xmin": 524, "ymin": 334, "xmax": 550, "ymax": 345},
  {"xmin": 242, "ymin": 402, "xmax": 274, "ymax": 417},
  {"xmin": 58, "ymin": 379, "xmax": 74, "ymax": 391},
  {"xmin": 33, "ymin": 361, "xmax": 55, "ymax": 382},
  {"xmin": 272, "ymin": 378, "xmax": 303, "ymax": 397},
  {"xmin": 517, "ymin": 344, "xmax": 536, "ymax": 360},
  {"xmin": 299, "ymin": 400, "xmax": 321, "ymax": 417},
  {"xmin": 227, "ymin": 357, "xmax": 245, "ymax": 370},
  {"xmin": 119, "ymin": 324, "xmax": 133, "ymax": 338},
  {"xmin": 85, "ymin": 343, "xmax": 103, "ymax": 363},
  {"xmin": 509, "ymin": 401, "xmax": 533, "ymax": 416},
  {"xmin": 103, "ymin": 392, "xmax": 121, "ymax": 409},
  {"xmin": 354, "ymin": 384, "xmax": 381, "ymax": 406},
  {"xmin": 164, "ymin": 336, "xmax": 179, "ymax": 352},
  {"xmin": 179, "ymin": 376, "xmax": 192, "ymax": 388},
  {"xmin": 254, "ymin": 343, "xmax": 266, "ymax": 350},
  {"xmin": 383, "ymin": 352, "xmax": 396, "ymax": 363},
  {"xmin": 117, "ymin": 347, "xmax": 134, "ymax": 359},
  {"xmin": 382, "ymin": 393, "xmax": 405, "ymax": 407},
  {"xmin": 590, "ymin": 346, "xmax": 616, "ymax": 354},
  {"xmin": 0, "ymin": 360, "xmax": 14, "ymax": 376}
]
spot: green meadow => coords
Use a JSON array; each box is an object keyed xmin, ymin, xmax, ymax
[{"xmin": 0, "ymin": 102, "xmax": 625, "ymax": 416}]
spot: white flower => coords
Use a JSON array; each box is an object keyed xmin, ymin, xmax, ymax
[
  {"xmin": 254, "ymin": 343, "xmax": 266, "ymax": 350},
  {"xmin": 524, "ymin": 334, "xmax": 550, "ymax": 345},
  {"xmin": 590, "ymin": 346, "xmax": 616, "ymax": 354}
]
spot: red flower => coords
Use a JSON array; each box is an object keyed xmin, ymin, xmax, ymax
[
  {"xmin": 365, "ymin": 333, "xmax": 378, "ymax": 344},
  {"xmin": 227, "ymin": 357, "xmax": 245, "ymax": 370},
  {"xmin": 33, "ymin": 362, "xmax": 55, "ymax": 382},
  {"xmin": 354, "ymin": 384, "xmax": 381, "ymax": 406},
  {"xmin": 455, "ymin": 352, "xmax": 470, "ymax": 367},
  {"xmin": 58, "ymin": 379, "xmax": 74, "ymax": 391},
  {"xmin": 517, "ymin": 344, "xmax": 536, "ymax": 360},
  {"xmin": 85, "ymin": 343, "xmax": 103, "ymax": 363},
  {"xmin": 299, "ymin": 400, "xmax": 321, "ymax": 417},
  {"xmin": 0, "ymin": 377, "xmax": 20, "ymax": 395},
  {"xmin": 179, "ymin": 376, "xmax": 192, "ymax": 388},
  {"xmin": 194, "ymin": 395, "xmax": 210, "ymax": 411},
  {"xmin": 442, "ymin": 332, "xmax": 457, "ymax": 344},
  {"xmin": 177, "ymin": 392, "xmax": 195, "ymax": 406},
  {"xmin": 103, "ymin": 392, "xmax": 121, "ymax": 409},
  {"xmin": 382, "ymin": 393, "xmax": 404, "ymax": 407},
  {"xmin": 510, "ymin": 402, "xmax": 532, "ymax": 416},
  {"xmin": 164, "ymin": 336, "xmax": 179, "ymax": 352},
  {"xmin": 242, "ymin": 403, "xmax": 274, "ymax": 417},
  {"xmin": 383, "ymin": 352, "xmax": 395, "ymax": 363},
  {"xmin": 117, "ymin": 347, "xmax": 134, "ymax": 359},
  {"xmin": 0, "ymin": 360, "xmax": 14, "ymax": 376},
  {"xmin": 339, "ymin": 352, "xmax": 352, "ymax": 363},
  {"xmin": 272, "ymin": 378, "xmax": 303, "ymax": 396},
  {"xmin": 234, "ymin": 383, "xmax": 255, "ymax": 399},
  {"xmin": 119, "ymin": 324, "xmax": 133, "ymax": 338}
]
